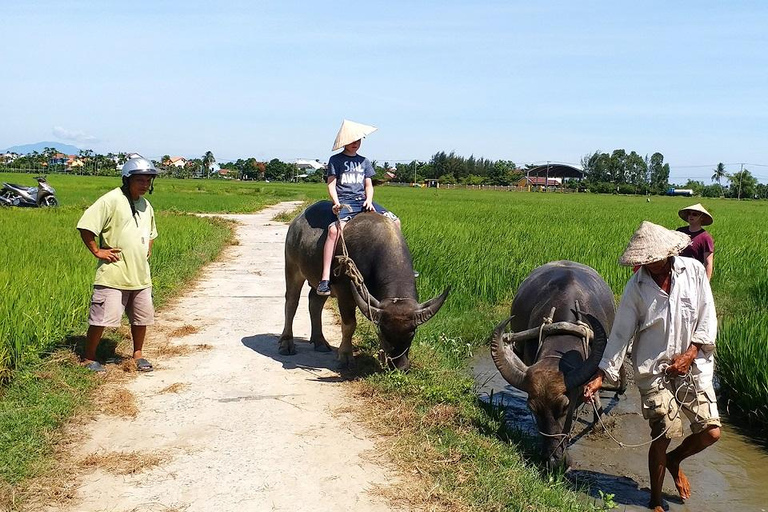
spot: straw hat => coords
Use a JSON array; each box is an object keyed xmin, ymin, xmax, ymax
[
  {"xmin": 332, "ymin": 119, "xmax": 378, "ymax": 151},
  {"xmin": 618, "ymin": 221, "xmax": 691, "ymax": 266},
  {"xmin": 678, "ymin": 203, "xmax": 713, "ymax": 226}
]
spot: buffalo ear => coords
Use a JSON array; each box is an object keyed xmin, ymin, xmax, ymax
[
  {"xmin": 564, "ymin": 313, "xmax": 608, "ymax": 390},
  {"xmin": 350, "ymin": 281, "xmax": 382, "ymax": 324}
]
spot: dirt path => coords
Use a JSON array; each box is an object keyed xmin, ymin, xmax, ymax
[{"xmin": 57, "ymin": 202, "xmax": 399, "ymax": 512}]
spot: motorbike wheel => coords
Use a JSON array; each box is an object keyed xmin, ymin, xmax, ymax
[
  {"xmin": 41, "ymin": 196, "xmax": 59, "ymax": 207},
  {"xmin": 0, "ymin": 193, "xmax": 16, "ymax": 207}
]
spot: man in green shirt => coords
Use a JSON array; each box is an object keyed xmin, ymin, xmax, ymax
[{"xmin": 77, "ymin": 156, "xmax": 158, "ymax": 372}]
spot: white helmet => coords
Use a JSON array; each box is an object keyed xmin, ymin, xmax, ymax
[{"xmin": 121, "ymin": 155, "xmax": 158, "ymax": 177}]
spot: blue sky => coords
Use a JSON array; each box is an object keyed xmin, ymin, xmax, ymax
[{"xmin": 2, "ymin": 1, "xmax": 767, "ymax": 182}]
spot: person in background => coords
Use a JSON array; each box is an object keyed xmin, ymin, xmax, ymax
[
  {"xmin": 583, "ymin": 221, "xmax": 720, "ymax": 512},
  {"xmin": 317, "ymin": 119, "xmax": 401, "ymax": 296},
  {"xmin": 676, "ymin": 203, "xmax": 714, "ymax": 280},
  {"xmin": 77, "ymin": 155, "xmax": 159, "ymax": 372}
]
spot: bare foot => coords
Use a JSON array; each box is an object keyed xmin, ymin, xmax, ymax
[
  {"xmin": 667, "ymin": 457, "xmax": 691, "ymax": 500},
  {"xmin": 653, "ymin": 507, "xmax": 664, "ymax": 512}
]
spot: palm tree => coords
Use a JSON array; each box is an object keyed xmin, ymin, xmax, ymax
[
  {"xmin": 202, "ymin": 151, "xmax": 216, "ymax": 178},
  {"xmin": 711, "ymin": 162, "xmax": 727, "ymax": 197}
]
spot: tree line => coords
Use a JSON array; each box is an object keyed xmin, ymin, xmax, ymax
[{"xmin": 2, "ymin": 146, "xmax": 765, "ymax": 199}]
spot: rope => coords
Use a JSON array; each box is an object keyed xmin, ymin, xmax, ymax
[
  {"xmin": 331, "ymin": 203, "xmax": 377, "ymax": 324},
  {"xmin": 589, "ymin": 370, "xmax": 699, "ymax": 448},
  {"xmin": 330, "ymin": 203, "xmax": 402, "ymax": 369}
]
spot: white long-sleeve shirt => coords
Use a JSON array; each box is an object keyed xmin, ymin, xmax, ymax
[{"xmin": 599, "ymin": 256, "xmax": 717, "ymax": 391}]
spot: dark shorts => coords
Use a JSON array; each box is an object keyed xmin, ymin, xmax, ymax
[{"xmin": 336, "ymin": 199, "xmax": 399, "ymax": 223}]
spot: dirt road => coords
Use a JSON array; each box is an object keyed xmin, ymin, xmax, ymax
[{"xmin": 59, "ymin": 203, "xmax": 398, "ymax": 512}]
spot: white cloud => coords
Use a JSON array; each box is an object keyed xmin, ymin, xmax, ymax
[{"xmin": 52, "ymin": 126, "xmax": 99, "ymax": 143}]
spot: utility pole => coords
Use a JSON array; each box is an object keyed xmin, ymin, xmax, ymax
[{"xmin": 738, "ymin": 163, "xmax": 744, "ymax": 200}]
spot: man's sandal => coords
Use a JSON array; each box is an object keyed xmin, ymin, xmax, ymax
[
  {"xmin": 136, "ymin": 358, "xmax": 154, "ymax": 372},
  {"xmin": 85, "ymin": 361, "xmax": 106, "ymax": 373}
]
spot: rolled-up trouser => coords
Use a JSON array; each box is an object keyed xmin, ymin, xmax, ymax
[
  {"xmin": 336, "ymin": 198, "xmax": 399, "ymax": 223},
  {"xmin": 640, "ymin": 379, "xmax": 721, "ymax": 439}
]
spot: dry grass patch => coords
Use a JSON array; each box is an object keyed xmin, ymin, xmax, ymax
[
  {"xmin": 421, "ymin": 404, "xmax": 461, "ymax": 429},
  {"xmin": 272, "ymin": 201, "xmax": 310, "ymax": 223},
  {"xmin": 345, "ymin": 380, "xmax": 465, "ymax": 512},
  {"xmin": 151, "ymin": 341, "xmax": 194, "ymax": 358},
  {"xmin": 158, "ymin": 382, "xmax": 189, "ymax": 394},
  {"xmin": 168, "ymin": 324, "xmax": 199, "ymax": 338},
  {"xmin": 79, "ymin": 450, "xmax": 169, "ymax": 475},
  {"xmin": 93, "ymin": 386, "xmax": 138, "ymax": 418}
]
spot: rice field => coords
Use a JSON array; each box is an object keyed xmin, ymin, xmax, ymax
[
  {"xmin": 0, "ymin": 173, "xmax": 318, "ymax": 382},
  {"xmin": 1, "ymin": 173, "xmax": 766, "ymax": 426},
  {"xmin": 370, "ymin": 186, "xmax": 768, "ymax": 427}
]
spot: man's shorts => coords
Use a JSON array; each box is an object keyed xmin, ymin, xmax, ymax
[
  {"xmin": 88, "ymin": 286, "xmax": 154, "ymax": 327},
  {"xmin": 640, "ymin": 379, "xmax": 721, "ymax": 439},
  {"xmin": 335, "ymin": 199, "xmax": 399, "ymax": 223}
]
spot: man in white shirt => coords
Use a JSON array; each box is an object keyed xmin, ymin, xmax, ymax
[{"xmin": 583, "ymin": 221, "xmax": 721, "ymax": 512}]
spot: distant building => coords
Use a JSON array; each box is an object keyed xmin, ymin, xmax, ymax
[
  {"xmin": 48, "ymin": 153, "xmax": 68, "ymax": 167},
  {"xmin": 0, "ymin": 152, "xmax": 18, "ymax": 164},
  {"xmin": 66, "ymin": 155, "xmax": 84, "ymax": 170},
  {"xmin": 294, "ymin": 159, "xmax": 326, "ymax": 174},
  {"xmin": 167, "ymin": 156, "xmax": 187, "ymax": 168},
  {"xmin": 517, "ymin": 176, "xmax": 562, "ymax": 188}
]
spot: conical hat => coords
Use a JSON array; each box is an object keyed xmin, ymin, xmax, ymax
[
  {"xmin": 332, "ymin": 119, "xmax": 378, "ymax": 151},
  {"xmin": 618, "ymin": 221, "xmax": 691, "ymax": 266},
  {"xmin": 678, "ymin": 203, "xmax": 713, "ymax": 226}
]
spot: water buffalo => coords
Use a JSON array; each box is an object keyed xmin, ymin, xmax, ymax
[
  {"xmin": 280, "ymin": 201, "xmax": 450, "ymax": 370},
  {"xmin": 490, "ymin": 260, "xmax": 615, "ymax": 469}
]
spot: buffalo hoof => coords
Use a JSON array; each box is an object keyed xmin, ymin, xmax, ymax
[
  {"xmin": 278, "ymin": 339, "xmax": 296, "ymax": 356},
  {"xmin": 312, "ymin": 339, "xmax": 332, "ymax": 352},
  {"xmin": 337, "ymin": 351, "xmax": 354, "ymax": 368}
]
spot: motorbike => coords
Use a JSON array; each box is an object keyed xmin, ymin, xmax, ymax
[{"xmin": 0, "ymin": 176, "xmax": 59, "ymax": 207}]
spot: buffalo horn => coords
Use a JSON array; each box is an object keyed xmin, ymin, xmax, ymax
[
  {"xmin": 350, "ymin": 281, "xmax": 382, "ymax": 323},
  {"xmin": 564, "ymin": 313, "xmax": 608, "ymax": 391},
  {"xmin": 490, "ymin": 316, "xmax": 529, "ymax": 391},
  {"xmin": 413, "ymin": 286, "xmax": 451, "ymax": 326}
]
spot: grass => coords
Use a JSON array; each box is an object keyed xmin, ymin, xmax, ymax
[
  {"xmin": 716, "ymin": 314, "xmax": 768, "ymax": 427},
  {"xmin": 0, "ymin": 172, "xmax": 325, "ymax": 379},
  {"xmin": 0, "ymin": 353, "xmax": 97, "ymax": 487},
  {"xmin": 332, "ymin": 186, "xmax": 768, "ymax": 510},
  {"xmin": 0, "ymin": 207, "xmax": 234, "ymax": 379},
  {"xmin": 0, "ymin": 174, "xmax": 315, "ymax": 507},
  {"xmin": 1, "ymin": 177, "xmax": 766, "ymax": 510},
  {"xmin": 351, "ymin": 325, "xmax": 608, "ymax": 511}
]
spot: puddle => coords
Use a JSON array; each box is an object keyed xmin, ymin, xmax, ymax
[{"xmin": 471, "ymin": 348, "xmax": 768, "ymax": 512}]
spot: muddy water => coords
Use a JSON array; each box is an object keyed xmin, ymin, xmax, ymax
[{"xmin": 471, "ymin": 349, "xmax": 768, "ymax": 512}]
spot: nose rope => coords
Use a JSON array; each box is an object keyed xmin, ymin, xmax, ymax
[{"xmin": 378, "ymin": 345, "xmax": 411, "ymax": 369}]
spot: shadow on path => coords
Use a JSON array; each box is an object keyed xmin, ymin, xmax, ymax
[{"xmin": 241, "ymin": 334, "xmax": 380, "ymax": 381}]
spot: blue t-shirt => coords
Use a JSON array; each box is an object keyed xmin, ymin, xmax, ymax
[{"xmin": 325, "ymin": 153, "xmax": 375, "ymax": 202}]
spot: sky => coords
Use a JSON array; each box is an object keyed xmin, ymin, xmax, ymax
[{"xmin": 2, "ymin": 1, "xmax": 768, "ymax": 183}]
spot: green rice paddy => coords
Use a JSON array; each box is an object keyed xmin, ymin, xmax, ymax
[
  {"xmin": 373, "ymin": 187, "xmax": 768, "ymax": 428},
  {"xmin": 2, "ymin": 173, "xmax": 766, "ymax": 510},
  {"xmin": 2, "ymin": 175, "xmax": 766, "ymax": 424},
  {"xmin": 0, "ymin": 174, "xmax": 320, "ymax": 382}
]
